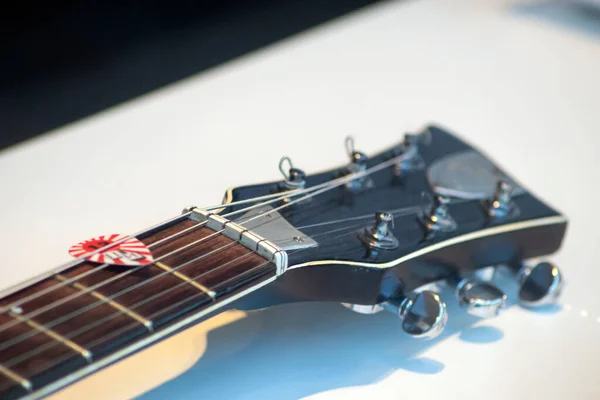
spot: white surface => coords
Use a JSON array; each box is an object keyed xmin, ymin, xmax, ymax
[{"xmin": 1, "ymin": 0, "xmax": 600, "ymax": 398}]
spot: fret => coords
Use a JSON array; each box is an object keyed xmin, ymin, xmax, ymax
[
  {"xmin": 154, "ymin": 262, "xmax": 217, "ymax": 299},
  {"xmin": 0, "ymin": 363, "xmax": 32, "ymax": 392},
  {"xmin": 0, "ymin": 216, "xmax": 280, "ymax": 399},
  {"xmin": 8, "ymin": 311, "xmax": 92, "ymax": 361},
  {"xmin": 0, "ymin": 313, "xmax": 86, "ymax": 394},
  {"xmin": 0, "ymin": 275, "xmax": 149, "ymax": 353},
  {"xmin": 54, "ymin": 274, "xmax": 153, "ymax": 331}
]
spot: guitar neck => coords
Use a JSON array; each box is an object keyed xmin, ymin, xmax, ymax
[{"xmin": 0, "ymin": 214, "xmax": 277, "ymax": 399}]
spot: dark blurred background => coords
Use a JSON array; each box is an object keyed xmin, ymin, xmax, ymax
[{"xmin": 0, "ymin": 0, "xmax": 381, "ymax": 151}]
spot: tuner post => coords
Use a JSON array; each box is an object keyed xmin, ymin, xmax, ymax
[
  {"xmin": 394, "ymin": 130, "xmax": 431, "ymax": 176},
  {"xmin": 486, "ymin": 180, "xmax": 519, "ymax": 219},
  {"xmin": 278, "ymin": 156, "xmax": 309, "ymax": 204},
  {"xmin": 421, "ymin": 195, "xmax": 457, "ymax": 238},
  {"xmin": 359, "ymin": 211, "xmax": 399, "ymax": 250},
  {"xmin": 343, "ymin": 136, "xmax": 373, "ymax": 192}
]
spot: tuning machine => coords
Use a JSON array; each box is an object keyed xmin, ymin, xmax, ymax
[
  {"xmin": 450, "ymin": 275, "xmax": 506, "ymax": 318},
  {"xmin": 509, "ymin": 262, "xmax": 564, "ymax": 307},
  {"xmin": 343, "ymin": 291, "xmax": 448, "ymax": 339},
  {"xmin": 278, "ymin": 156, "xmax": 309, "ymax": 204},
  {"xmin": 394, "ymin": 130, "xmax": 431, "ymax": 176},
  {"xmin": 420, "ymin": 194, "xmax": 457, "ymax": 239},
  {"xmin": 359, "ymin": 211, "xmax": 399, "ymax": 251},
  {"xmin": 485, "ymin": 180, "xmax": 519, "ymax": 220},
  {"xmin": 343, "ymin": 136, "xmax": 374, "ymax": 192}
]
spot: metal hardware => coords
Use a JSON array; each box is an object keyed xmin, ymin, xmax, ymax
[
  {"xmin": 279, "ymin": 156, "xmax": 306, "ymax": 190},
  {"xmin": 341, "ymin": 303, "xmax": 384, "ymax": 314},
  {"xmin": 394, "ymin": 131, "xmax": 431, "ymax": 175},
  {"xmin": 451, "ymin": 276, "xmax": 506, "ymax": 318},
  {"xmin": 421, "ymin": 195, "xmax": 457, "ymax": 237},
  {"xmin": 486, "ymin": 180, "xmax": 519, "ymax": 219},
  {"xmin": 514, "ymin": 262, "xmax": 564, "ymax": 307},
  {"xmin": 359, "ymin": 211, "xmax": 399, "ymax": 250},
  {"xmin": 384, "ymin": 291, "xmax": 448, "ymax": 339},
  {"xmin": 342, "ymin": 291, "xmax": 447, "ymax": 339},
  {"xmin": 234, "ymin": 205, "xmax": 318, "ymax": 251},
  {"xmin": 427, "ymin": 150, "xmax": 526, "ymax": 200},
  {"xmin": 190, "ymin": 209, "xmax": 289, "ymax": 275},
  {"xmin": 344, "ymin": 136, "xmax": 373, "ymax": 192}
]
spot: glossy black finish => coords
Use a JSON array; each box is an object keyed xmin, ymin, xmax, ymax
[{"xmin": 230, "ymin": 125, "xmax": 568, "ymax": 307}]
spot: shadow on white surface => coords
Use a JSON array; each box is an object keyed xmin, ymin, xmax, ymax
[
  {"xmin": 510, "ymin": 0, "xmax": 600, "ymax": 38},
  {"xmin": 137, "ymin": 274, "xmax": 537, "ymax": 400}
]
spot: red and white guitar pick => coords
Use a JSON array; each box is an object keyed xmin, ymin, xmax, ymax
[{"xmin": 68, "ymin": 234, "xmax": 154, "ymax": 266}]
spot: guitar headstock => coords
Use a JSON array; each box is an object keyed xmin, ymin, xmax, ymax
[{"xmin": 207, "ymin": 125, "xmax": 567, "ymax": 338}]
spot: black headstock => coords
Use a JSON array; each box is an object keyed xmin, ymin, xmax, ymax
[{"xmin": 225, "ymin": 125, "xmax": 567, "ymax": 337}]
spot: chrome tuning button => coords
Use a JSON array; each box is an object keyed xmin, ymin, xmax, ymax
[
  {"xmin": 452, "ymin": 276, "xmax": 506, "ymax": 318},
  {"xmin": 383, "ymin": 291, "xmax": 448, "ymax": 339},
  {"xmin": 515, "ymin": 262, "xmax": 564, "ymax": 307},
  {"xmin": 359, "ymin": 211, "xmax": 399, "ymax": 250}
]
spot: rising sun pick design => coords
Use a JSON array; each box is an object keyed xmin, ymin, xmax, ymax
[{"xmin": 68, "ymin": 234, "xmax": 154, "ymax": 266}]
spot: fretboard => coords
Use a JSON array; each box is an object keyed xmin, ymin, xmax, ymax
[{"xmin": 0, "ymin": 215, "xmax": 277, "ymax": 399}]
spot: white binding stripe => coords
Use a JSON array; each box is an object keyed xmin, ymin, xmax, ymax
[
  {"xmin": 289, "ymin": 215, "xmax": 568, "ymax": 270},
  {"xmin": 19, "ymin": 215, "xmax": 567, "ymax": 399}
]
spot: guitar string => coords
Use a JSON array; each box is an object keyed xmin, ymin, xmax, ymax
[
  {"xmin": 0, "ymin": 158, "xmax": 368, "ymax": 316},
  {"xmin": 6, "ymin": 191, "xmax": 485, "ymax": 374},
  {"xmin": 1, "ymin": 147, "xmax": 406, "ymax": 312},
  {"xmin": 1, "ymin": 191, "xmax": 477, "ymax": 361},
  {"xmin": 0, "ymin": 200, "xmax": 424, "ymax": 356},
  {"xmin": 0, "ymin": 153, "xmax": 406, "ymax": 337},
  {"xmin": 0, "ymin": 179, "xmax": 334, "ymax": 313},
  {"xmin": 2, "ymin": 222, "xmax": 376, "ymax": 371}
]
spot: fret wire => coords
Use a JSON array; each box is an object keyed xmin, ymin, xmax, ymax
[
  {"xmin": 0, "ymin": 223, "xmax": 224, "ymax": 337},
  {"xmin": 0, "ymin": 212, "xmax": 195, "ymax": 312},
  {"xmin": 154, "ymin": 262, "xmax": 216, "ymax": 299},
  {"xmin": 0, "ymin": 154, "xmax": 408, "ymax": 378},
  {"xmin": 2, "ymin": 254, "xmax": 270, "ymax": 376},
  {"xmin": 1, "ymin": 252, "xmax": 259, "ymax": 370},
  {"xmin": 84, "ymin": 259, "xmax": 276, "ymax": 351},
  {"xmin": 0, "ymin": 363, "xmax": 32, "ymax": 392},
  {"xmin": 0, "ymin": 154, "xmax": 403, "ymax": 334},
  {"xmin": 7, "ymin": 311, "xmax": 92, "ymax": 362},
  {"xmin": 0, "ymin": 226, "xmax": 361, "ymax": 373},
  {"xmin": 0, "ymin": 234, "xmax": 229, "ymax": 354},
  {"xmin": 54, "ymin": 274, "xmax": 153, "ymax": 331},
  {"xmin": 0, "ymin": 204, "xmax": 421, "ymax": 361}
]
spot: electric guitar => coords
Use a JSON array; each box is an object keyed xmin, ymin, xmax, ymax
[{"xmin": 0, "ymin": 125, "xmax": 567, "ymax": 399}]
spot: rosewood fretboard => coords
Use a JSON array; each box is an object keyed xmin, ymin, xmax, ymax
[{"xmin": 0, "ymin": 215, "xmax": 277, "ymax": 399}]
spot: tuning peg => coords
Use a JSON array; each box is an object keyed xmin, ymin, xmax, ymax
[
  {"xmin": 450, "ymin": 276, "xmax": 506, "ymax": 318},
  {"xmin": 420, "ymin": 194, "xmax": 457, "ymax": 238},
  {"xmin": 394, "ymin": 130, "xmax": 431, "ymax": 175},
  {"xmin": 513, "ymin": 262, "xmax": 564, "ymax": 307},
  {"xmin": 383, "ymin": 291, "xmax": 448, "ymax": 339},
  {"xmin": 359, "ymin": 211, "xmax": 399, "ymax": 250},
  {"xmin": 278, "ymin": 156, "xmax": 306, "ymax": 190},
  {"xmin": 341, "ymin": 291, "xmax": 447, "ymax": 339},
  {"xmin": 486, "ymin": 180, "xmax": 519, "ymax": 219},
  {"xmin": 344, "ymin": 136, "xmax": 373, "ymax": 192}
]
